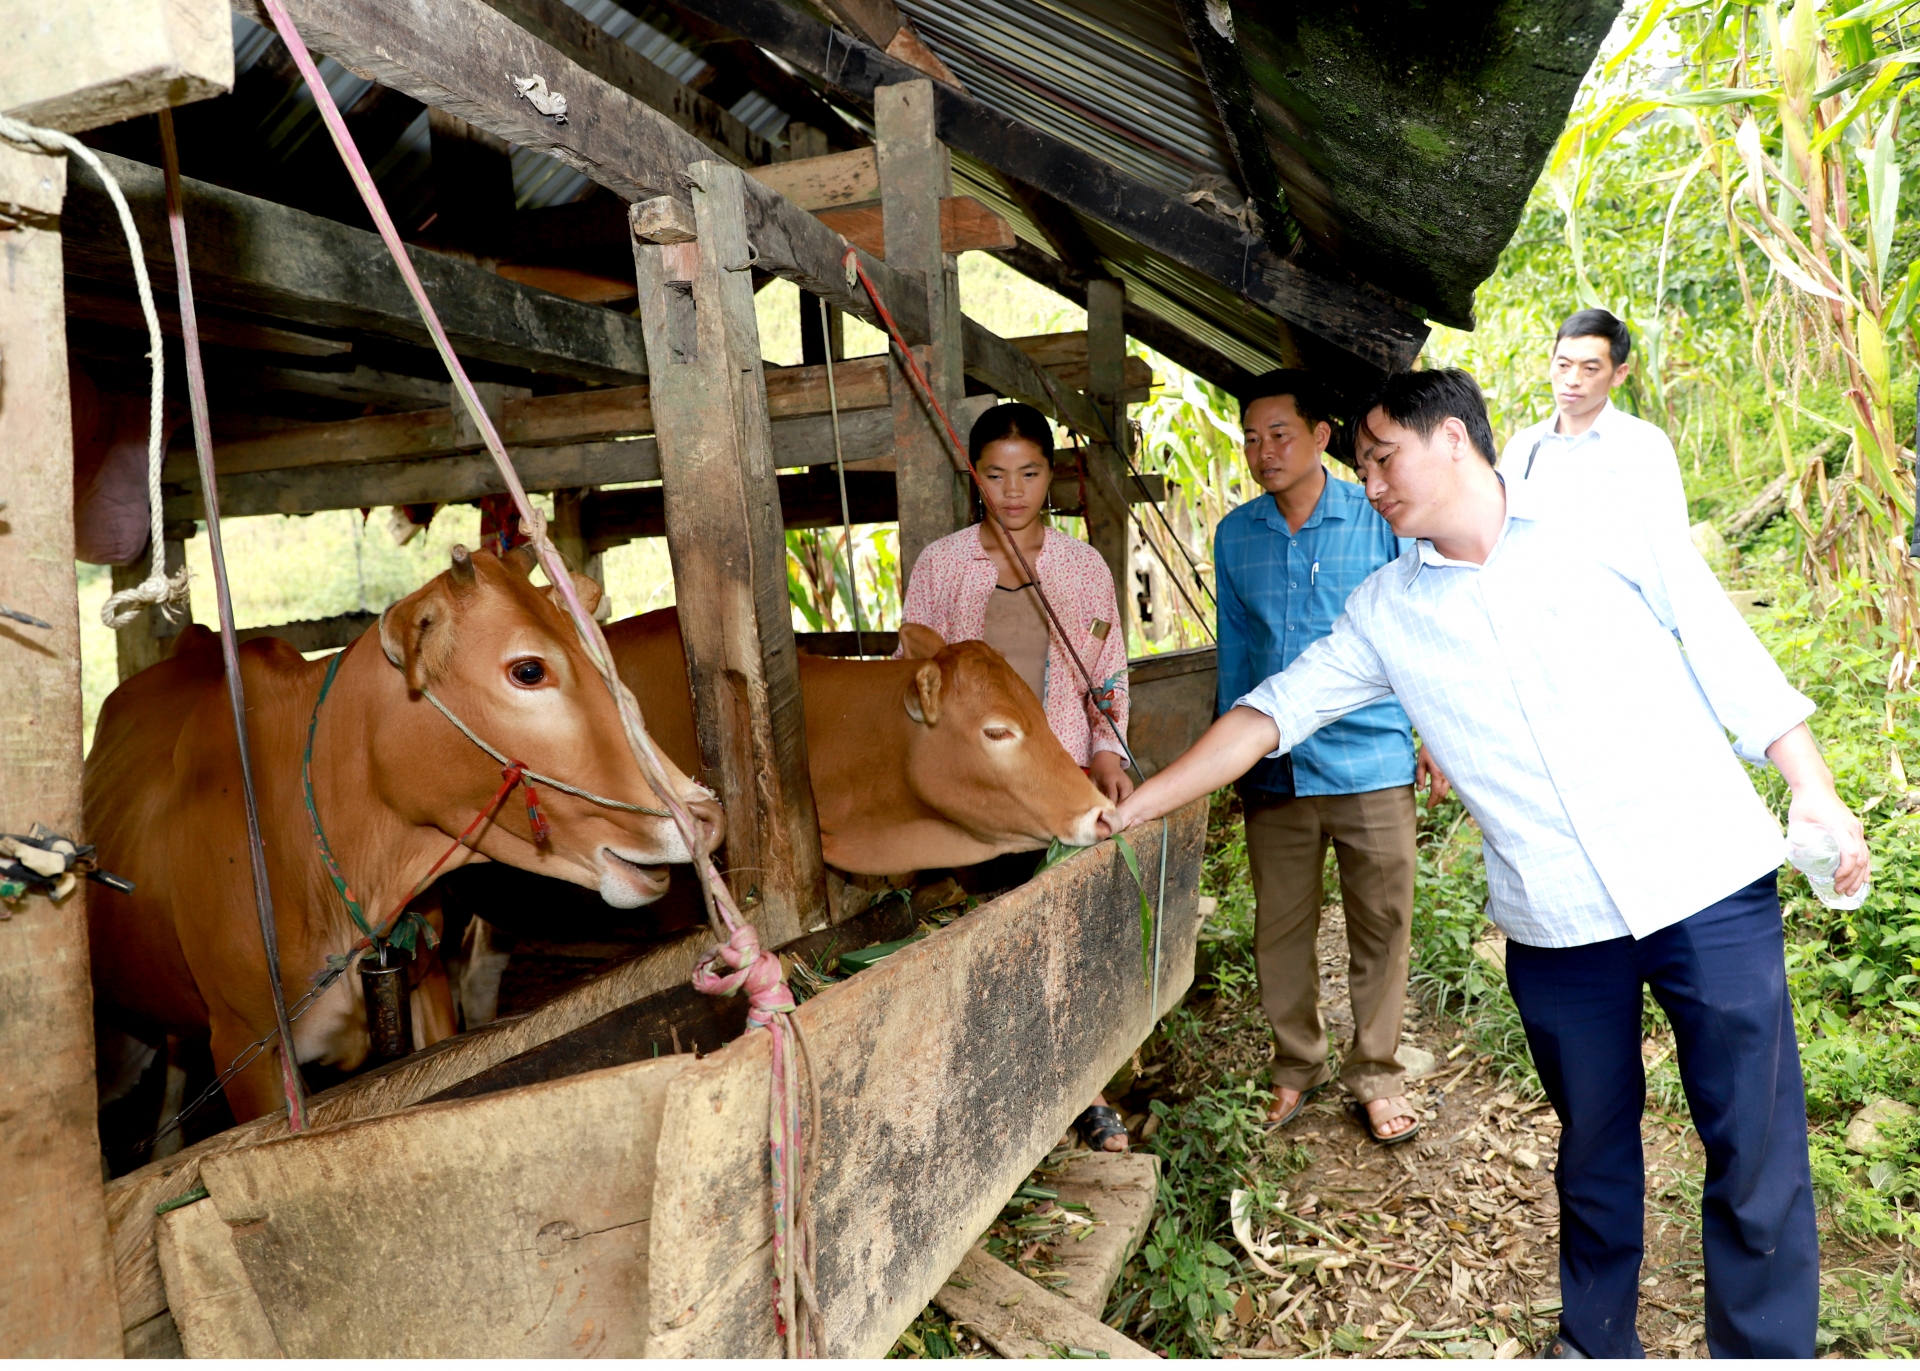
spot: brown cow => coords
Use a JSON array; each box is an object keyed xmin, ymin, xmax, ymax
[
  {"xmin": 607, "ymin": 606, "xmax": 1115, "ymax": 872},
  {"xmin": 85, "ymin": 548, "xmax": 721, "ymax": 1122}
]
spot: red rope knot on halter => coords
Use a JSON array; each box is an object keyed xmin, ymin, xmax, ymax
[
  {"xmin": 502, "ymin": 761, "xmax": 550, "ymax": 845},
  {"xmin": 691, "ymin": 921, "xmax": 797, "ymax": 1029}
]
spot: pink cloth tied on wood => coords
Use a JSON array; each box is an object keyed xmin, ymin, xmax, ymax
[
  {"xmin": 70, "ymin": 364, "xmax": 185, "ymax": 566},
  {"xmin": 692, "ymin": 922, "xmax": 797, "ymax": 1029}
]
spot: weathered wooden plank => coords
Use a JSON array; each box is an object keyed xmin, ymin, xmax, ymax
[
  {"xmin": 1125, "ymin": 646, "xmax": 1217, "ymax": 778},
  {"xmin": 160, "ymin": 409, "xmax": 901, "ymax": 521},
  {"xmin": 0, "ymin": 142, "xmax": 123, "ymax": 1357},
  {"xmin": 962, "ymin": 316, "xmax": 1106, "ymax": 438},
  {"xmin": 747, "ymin": 146, "xmax": 878, "ymax": 210},
  {"xmin": 198, "ymin": 1056, "xmax": 686, "ymax": 1356},
  {"xmin": 477, "ymin": 0, "xmax": 771, "ymax": 167},
  {"xmin": 155, "ymin": 1199, "xmax": 283, "ymax": 1357},
  {"xmin": 813, "ymin": 193, "xmax": 1015, "ymax": 259},
  {"xmin": 634, "ymin": 164, "xmax": 828, "ymax": 949},
  {"xmin": 0, "ymin": 0, "xmax": 230, "ymax": 131},
  {"xmin": 668, "ymin": 0, "xmax": 1431, "ymax": 375},
  {"xmin": 63, "ymin": 150, "xmax": 649, "ymax": 384},
  {"xmin": 65, "ymin": 284, "xmax": 352, "ymax": 356},
  {"xmin": 879, "ymin": 79, "xmax": 968, "ymax": 582},
  {"xmin": 1084, "ymin": 278, "xmax": 1133, "ymax": 632},
  {"xmin": 933, "ymin": 1245, "xmax": 1156, "ymax": 1358},
  {"xmin": 649, "ymin": 802, "xmax": 1207, "ymax": 1356},
  {"xmin": 230, "ymin": 0, "xmax": 933, "ymax": 347},
  {"xmin": 164, "ymin": 355, "xmax": 894, "ymax": 483},
  {"xmin": 105, "ymin": 925, "xmax": 713, "ymax": 1339},
  {"xmin": 1007, "ymin": 331, "xmax": 1154, "ymax": 401}
]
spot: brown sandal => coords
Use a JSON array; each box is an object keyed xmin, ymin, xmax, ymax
[{"xmin": 1352, "ymin": 1098, "xmax": 1422, "ymax": 1146}]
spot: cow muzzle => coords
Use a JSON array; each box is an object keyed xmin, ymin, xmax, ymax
[
  {"xmin": 1055, "ymin": 802, "xmax": 1112, "ymax": 850},
  {"xmin": 597, "ymin": 847, "xmax": 674, "ymax": 907}
]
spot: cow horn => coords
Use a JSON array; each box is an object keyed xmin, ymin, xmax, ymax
[
  {"xmin": 904, "ymin": 661, "xmax": 942, "ymax": 726},
  {"xmin": 449, "ymin": 544, "xmax": 477, "ymax": 585}
]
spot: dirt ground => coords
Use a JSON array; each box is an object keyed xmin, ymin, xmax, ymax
[
  {"xmin": 916, "ymin": 900, "xmax": 1917, "ymax": 1358},
  {"xmin": 1187, "ymin": 903, "xmax": 1911, "ymax": 1358}
]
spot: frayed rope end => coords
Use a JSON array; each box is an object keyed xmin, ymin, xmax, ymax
[{"xmin": 100, "ymin": 564, "xmax": 192, "ymax": 630}]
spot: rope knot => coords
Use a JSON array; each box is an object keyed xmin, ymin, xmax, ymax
[
  {"xmin": 100, "ymin": 563, "xmax": 192, "ymax": 630},
  {"xmin": 503, "ymin": 761, "xmax": 549, "ymax": 844}
]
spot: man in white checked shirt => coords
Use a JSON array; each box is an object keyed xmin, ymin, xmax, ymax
[{"xmin": 1104, "ymin": 369, "xmax": 1868, "ymax": 1360}]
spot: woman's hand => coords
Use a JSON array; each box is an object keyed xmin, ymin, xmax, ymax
[{"xmin": 1089, "ymin": 750, "xmax": 1135, "ymax": 805}]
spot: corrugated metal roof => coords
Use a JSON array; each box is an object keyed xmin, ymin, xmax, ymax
[{"xmin": 897, "ymin": 0, "xmax": 1231, "ymax": 198}]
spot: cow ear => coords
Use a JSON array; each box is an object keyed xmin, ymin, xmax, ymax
[
  {"xmin": 391, "ymin": 580, "xmax": 460, "ymax": 693},
  {"xmin": 904, "ymin": 661, "xmax": 943, "ymax": 726},
  {"xmin": 543, "ymin": 569, "xmax": 603, "ymax": 617},
  {"xmin": 899, "ymin": 623, "xmax": 945, "ymax": 659}
]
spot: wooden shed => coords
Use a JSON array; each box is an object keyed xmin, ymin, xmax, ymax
[{"xmin": 0, "ymin": 0, "xmax": 1613, "ymax": 1356}]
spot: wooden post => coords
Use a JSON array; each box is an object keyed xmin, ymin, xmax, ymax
[
  {"xmin": 0, "ymin": 140, "xmax": 123, "ymax": 1356},
  {"xmin": 1084, "ymin": 278, "xmax": 1134, "ymax": 640},
  {"xmin": 631, "ymin": 169, "xmax": 828, "ymax": 944},
  {"xmin": 112, "ymin": 533, "xmax": 191, "ymax": 680},
  {"xmin": 877, "ymin": 80, "xmax": 966, "ymax": 584}
]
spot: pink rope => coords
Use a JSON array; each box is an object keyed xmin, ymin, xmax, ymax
[{"xmin": 256, "ymin": 4, "xmax": 817, "ymax": 1348}]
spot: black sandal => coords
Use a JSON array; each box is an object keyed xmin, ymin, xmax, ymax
[{"xmin": 1074, "ymin": 1104, "xmax": 1128, "ymax": 1152}]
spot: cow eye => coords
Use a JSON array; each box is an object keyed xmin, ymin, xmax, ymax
[
  {"xmin": 983, "ymin": 725, "xmax": 1017, "ymax": 742},
  {"xmin": 508, "ymin": 658, "xmax": 547, "ymax": 687}
]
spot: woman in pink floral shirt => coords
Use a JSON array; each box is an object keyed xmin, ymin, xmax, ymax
[
  {"xmin": 901, "ymin": 402, "xmax": 1134, "ymax": 1153},
  {"xmin": 901, "ymin": 403, "xmax": 1133, "ymax": 804}
]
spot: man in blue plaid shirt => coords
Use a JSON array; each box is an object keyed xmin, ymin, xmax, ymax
[{"xmin": 1215, "ymin": 371, "xmax": 1448, "ymax": 1147}]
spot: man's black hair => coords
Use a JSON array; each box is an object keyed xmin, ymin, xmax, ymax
[
  {"xmin": 1351, "ymin": 368, "xmax": 1497, "ymax": 467},
  {"xmin": 968, "ymin": 401, "xmax": 1055, "ymax": 466},
  {"xmin": 1554, "ymin": 307, "xmax": 1631, "ymax": 368},
  {"xmin": 1235, "ymin": 369, "xmax": 1330, "ymax": 431}
]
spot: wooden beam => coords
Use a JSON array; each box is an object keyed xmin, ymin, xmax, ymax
[
  {"xmin": 163, "ymin": 355, "xmax": 893, "ymax": 481},
  {"xmin": 0, "ymin": 140, "xmax": 123, "ymax": 1357},
  {"xmin": 879, "ymin": 79, "xmax": 968, "ymax": 582},
  {"xmin": 814, "ymin": 195, "xmax": 1013, "ymax": 260},
  {"xmin": 1005, "ymin": 331, "xmax": 1153, "ymax": 401},
  {"xmin": 64, "ymin": 150, "xmax": 649, "ymax": 385},
  {"xmin": 1084, "ymin": 278, "xmax": 1133, "ymax": 635},
  {"xmin": 633, "ymin": 165, "xmax": 828, "ymax": 946},
  {"xmin": 747, "ymin": 147, "xmax": 878, "ymax": 211},
  {"xmin": 111, "ymin": 536, "xmax": 191, "ymax": 680},
  {"xmin": 65, "ymin": 286, "xmax": 353, "ymax": 358},
  {"xmin": 230, "ymin": 0, "xmax": 934, "ymax": 351},
  {"xmin": 991, "ymin": 241, "xmax": 1258, "ymax": 397},
  {"xmin": 961, "ymin": 316, "xmax": 1106, "ymax": 438},
  {"xmin": 477, "ymin": 0, "xmax": 772, "ymax": 168},
  {"xmin": 665, "ymin": 0, "xmax": 1430, "ymax": 375},
  {"xmin": 0, "ymin": 0, "xmax": 231, "ymax": 132}
]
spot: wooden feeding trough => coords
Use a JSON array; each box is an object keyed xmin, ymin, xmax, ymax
[{"xmin": 0, "ymin": 0, "xmax": 1607, "ymax": 1355}]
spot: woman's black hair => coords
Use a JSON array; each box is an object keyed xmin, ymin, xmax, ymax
[{"xmin": 968, "ymin": 401, "xmax": 1055, "ymax": 466}]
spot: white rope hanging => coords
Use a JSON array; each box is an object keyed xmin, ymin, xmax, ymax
[{"xmin": 0, "ymin": 111, "xmax": 191, "ymax": 629}]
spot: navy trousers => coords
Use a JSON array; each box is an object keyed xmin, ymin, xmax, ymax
[{"xmin": 1505, "ymin": 872, "xmax": 1818, "ymax": 1359}]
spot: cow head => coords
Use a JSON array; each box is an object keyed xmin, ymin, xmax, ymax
[
  {"xmin": 893, "ymin": 624, "xmax": 1113, "ymax": 861},
  {"xmin": 375, "ymin": 546, "xmax": 721, "ymax": 907}
]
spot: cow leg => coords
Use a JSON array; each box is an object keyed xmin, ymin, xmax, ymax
[
  {"xmin": 456, "ymin": 916, "xmax": 514, "ymax": 1030},
  {"xmin": 211, "ymin": 1011, "xmax": 299, "ymax": 1124},
  {"xmin": 412, "ymin": 951, "xmax": 458, "ymax": 1048},
  {"xmin": 152, "ymin": 1035, "xmax": 190, "ymax": 1161}
]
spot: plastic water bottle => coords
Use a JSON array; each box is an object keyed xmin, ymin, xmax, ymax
[{"xmin": 1786, "ymin": 821, "xmax": 1869, "ymax": 911}]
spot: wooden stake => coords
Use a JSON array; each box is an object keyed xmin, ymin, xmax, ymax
[
  {"xmin": 631, "ymin": 168, "xmax": 828, "ymax": 946},
  {"xmin": 1085, "ymin": 278, "xmax": 1134, "ymax": 639},
  {"xmin": 0, "ymin": 139, "xmax": 123, "ymax": 1356},
  {"xmin": 878, "ymin": 80, "xmax": 967, "ymax": 582}
]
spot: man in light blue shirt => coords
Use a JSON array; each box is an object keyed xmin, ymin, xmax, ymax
[
  {"xmin": 1214, "ymin": 371, "xmax": 1445, "ymax": 1146},
  {"xmin": 1110, "ymin": 368, "xmax": 1868, "ymax": 1359}
]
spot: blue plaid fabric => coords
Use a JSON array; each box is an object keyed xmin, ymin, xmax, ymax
[
  {"xmin": 1214, "ymin": 473, "xmax": 1415, "ymax": 796},
  {"xmin": 1236, "ymin": 479, "xmax": 1812, "ymax": 948}
]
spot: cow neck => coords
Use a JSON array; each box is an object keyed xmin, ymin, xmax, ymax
[{"xmin": 300, "ymin": 635, "xmax": 448, "ymax": 958}]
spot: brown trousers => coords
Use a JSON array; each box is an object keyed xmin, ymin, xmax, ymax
[{"xmin": 1245, "ymin": 785, "xmax": 1417, "ymax": 1104}]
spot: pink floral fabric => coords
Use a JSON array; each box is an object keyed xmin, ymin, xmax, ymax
[{"xmin": 900, "ymin": 525, "xmax": 1129, "ymax": 766}]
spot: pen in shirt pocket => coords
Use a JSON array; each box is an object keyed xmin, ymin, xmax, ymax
[{"xmin": 1311, "ymin": 559, "xmax": 1319, "ymax": 587}]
